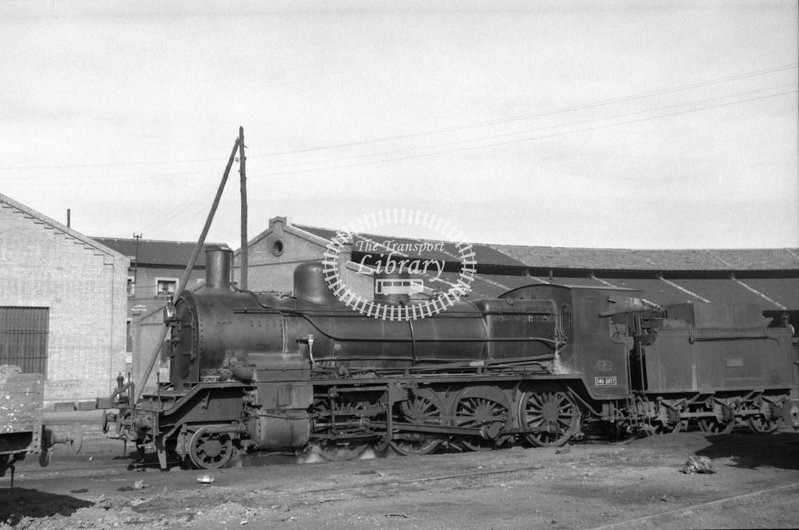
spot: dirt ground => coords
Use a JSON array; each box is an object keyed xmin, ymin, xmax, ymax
[{"xmin": 2, "ymin": 425, "xmax": 798, "ymax": 529}]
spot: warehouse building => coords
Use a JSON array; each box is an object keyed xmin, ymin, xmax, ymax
[
  {"xmin": 233, "ymin": 217, "xmax": 799, "ymax": 328},
  {"xmin": 0, "ymin": 192, "xmax": 129, "ymax": 408}
]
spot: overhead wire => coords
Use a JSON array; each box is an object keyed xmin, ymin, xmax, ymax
[
  {"xmin": 3, "ymin": 82, "xmax": 795, "ymax": 185},
  {"xmin": 256, "ymin": 83, "xmax": 798, "ymax": 176},
  {"xmin": 247, "ymin": 64, "xmax": 798, "ymax": 159},
  {"xmin": 0, "ymin": 64, "xmax": 794, "ymax": 173}
]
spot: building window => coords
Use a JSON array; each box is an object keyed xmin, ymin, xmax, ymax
[
  {"xmin": 155, "ymin": 278, "xmax": 178, "ymax": 297},
  {"xmin": 127, "ymin": 276, "xmax": 136, "ymax": 297},
  {"xmin": 0, "ymin": 306, "xmax": 49, "ymax": 374}
]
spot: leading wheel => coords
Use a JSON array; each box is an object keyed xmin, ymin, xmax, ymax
[
  {"xmin": 450, "ymin": 386, "xmax": 511, "ymax": 451},
  {"xmin": 188, "ymin": 427, "xmax": 235, "ymax": 469},
  {"xmin": 518, "ymin": 391, "xmax": 580, "ymax": 447},
  {"xmin": 390, "ymin": 389, "xmax": 444, "ymax": 456}
]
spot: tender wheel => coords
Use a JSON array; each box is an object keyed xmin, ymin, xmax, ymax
[
  {"xmin": 450, "ymin": 386, "xmax": 511, "ymax": 451},
  {"xmin": 697, "ymin": 418, "xmax": 734, "ymax": 434},
  {"xmin": 390, "ymin": 388, "xmax": 444, "ymax": 456},
  {"xmin": 518, "ymin": 391, "xmax": 580, "ymax": 447},
  {"xmin": 747, "ymin": 415, "xmax": 779, "ymax": 434},
  {"xmin": 188, "ymin": 427, "xmax": 235, "ymax": 469}
]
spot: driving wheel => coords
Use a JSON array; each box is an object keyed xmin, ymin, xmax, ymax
[{"xmin": 517, "ymin": 391, "xmax": 580, "ymax": 447}]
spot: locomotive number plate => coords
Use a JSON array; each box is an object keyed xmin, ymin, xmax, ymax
[{"xmin": 594, "ymin": 376, "xmax": 617, "ymax": 386}]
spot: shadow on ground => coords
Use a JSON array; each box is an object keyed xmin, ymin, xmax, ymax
[
  {"xmin": 694, "ymin": 432, "xmax": 799, "ymax": 470},
  {"xmin": 0, "ymin": 488, "xmax": 94, "ymax": 525}
]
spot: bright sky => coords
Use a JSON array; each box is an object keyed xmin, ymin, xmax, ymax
[{"xmin": 1, "ymin": 0, "xmax": 797, "ymax": 250}]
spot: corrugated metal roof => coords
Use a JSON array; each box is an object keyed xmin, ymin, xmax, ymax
[
  {"xmin": 737, "ymin": 278, "xmax": 798, "ymax": 310},
  {"xmin": 708, "ymin": 249, "xmax": 799, "ymax": 270},
  {"xmin": 492, "ymin": 245, "xmax": 799, "ymax": 272},
  {"xmin": 292, "ymin": 222, "xmax": 799, "ymax": 273},
  {"xmin": 92, "ymin": 238, "xmax": 227, "ymax": 267},
  {"xmin": 492, "ymin": 245, "xmax": 655, "ymax": 270},
  {"xmin": 668, "ymin": 279, "xmax": 770, "ymax": 308},
  {"xmin": 295, "ymin": 224, "xmax": 527, "ymax": 268},
  {"xmin": 554, "ymin": 277, "xmax": 610, "ymax": 287},
  {"xmin": 286, "ymin": 220, "xmax": 799, "ymax": 311},
  {"xmin": 599, "ymin": 278, "xmax": 689, "ymax": 305}
]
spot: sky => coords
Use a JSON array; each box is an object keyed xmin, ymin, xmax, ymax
[{"xmin": 1, "ymin": 0, "xmax": 797, "ymax": 250}]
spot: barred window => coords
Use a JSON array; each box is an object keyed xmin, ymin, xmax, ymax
[{"xmin": 0, "ymin": 306, "xmax": 49, "ymax": 374}]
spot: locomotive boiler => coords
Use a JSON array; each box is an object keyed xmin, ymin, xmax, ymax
[{"xmin": 108, "ymin": 246, "xmax": 799, "ymax": 469}]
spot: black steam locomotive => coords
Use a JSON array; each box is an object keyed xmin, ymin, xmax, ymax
[{"xmin": 108, "ymin": 246, "xmax": 799, "ymax": 469}]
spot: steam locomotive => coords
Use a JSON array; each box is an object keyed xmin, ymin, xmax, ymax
[{"xmin": 108, "ymin": 246, "xmax": 799, "ymax": 469}]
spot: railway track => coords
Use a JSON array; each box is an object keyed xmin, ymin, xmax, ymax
[{"xmin": 588, "ymin": 481, "xmax": 799, "ymax": 530}]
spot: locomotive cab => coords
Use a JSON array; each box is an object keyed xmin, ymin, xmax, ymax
[{"xmin": 500, "ymin": 284, "xmax": 638, "ymax": 400}]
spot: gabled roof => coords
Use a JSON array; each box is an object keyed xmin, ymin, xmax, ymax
[
  {"xmin": 92, "ymin": 237, "xmax": 228, "ymax": 268},
  {"xmin": 0, "ymin": 192, "xmax": 127, "ymax": 263}
]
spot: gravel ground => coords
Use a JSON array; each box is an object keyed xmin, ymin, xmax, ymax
[{"xmin": 2, "ymin": 425, "xmax": 798, "ymax": 529}]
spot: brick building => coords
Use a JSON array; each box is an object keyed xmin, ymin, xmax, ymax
[
  {"xmin": 91, "ymin": 237, "xmax": 226, "ymax": 392},
  {"xmin": 0, "ymin": 192, "xmax": 129, "ymax": 407}
]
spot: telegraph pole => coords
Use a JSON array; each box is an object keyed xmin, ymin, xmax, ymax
[
  {"xmin": 239, "ymin": 126, "xmax": 248, "ymax": 290},
  {"xmin": 135, "ymin": 136, "xmax": 241, "ymax": 402},
  {"xmin": 132, "ymin": 232, "xmax": 142, "ymax": 289}
]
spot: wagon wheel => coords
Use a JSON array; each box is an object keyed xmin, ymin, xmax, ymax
[
  {"xmin": 747, "ymin": 415, "xmax": 779, "ymax": 435},
  {"xmin": 188, "ymin": 427, "xmax": 235, "ymax": 469},
  {"xmin": 391, "ymin": 388, "xmax": 444, "ymax": 456},
  {"xmin": 697, "ymin": 418, "xmax": 735, "ymax": 434},
  {"xmin": 518, "ymin": 391, "xmax": 580, "ymax": 447},
  {"xmin": 450, "ymin": 386, "xmax": 511, "ymax": 451}
]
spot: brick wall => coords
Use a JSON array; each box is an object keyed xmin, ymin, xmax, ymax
[
  {"xmin": 0, "ymin": 201, "xmax": 129, "ymax": 405},
  {"xmin": 234, "ymin": 218, "xmax": 330, "ymax": 292}
]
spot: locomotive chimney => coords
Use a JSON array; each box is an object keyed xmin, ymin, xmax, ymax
[{"xmin": 205, "ymin": 245, "xmax": 232, "ymax": 290}]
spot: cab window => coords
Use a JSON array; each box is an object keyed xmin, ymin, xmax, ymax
[{"xmin": 580, "ymin": 297, "xmax": 601, "ymax": 335}]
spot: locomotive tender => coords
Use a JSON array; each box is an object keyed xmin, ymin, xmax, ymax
[{"xmin": 109, "ymin": 246, "xmax": 799, "ymax": 469}]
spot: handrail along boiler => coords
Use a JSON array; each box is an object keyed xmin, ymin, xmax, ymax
[{"xmin": 109, "ymin": 246, "xmax": 799, "ymax": 469}]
